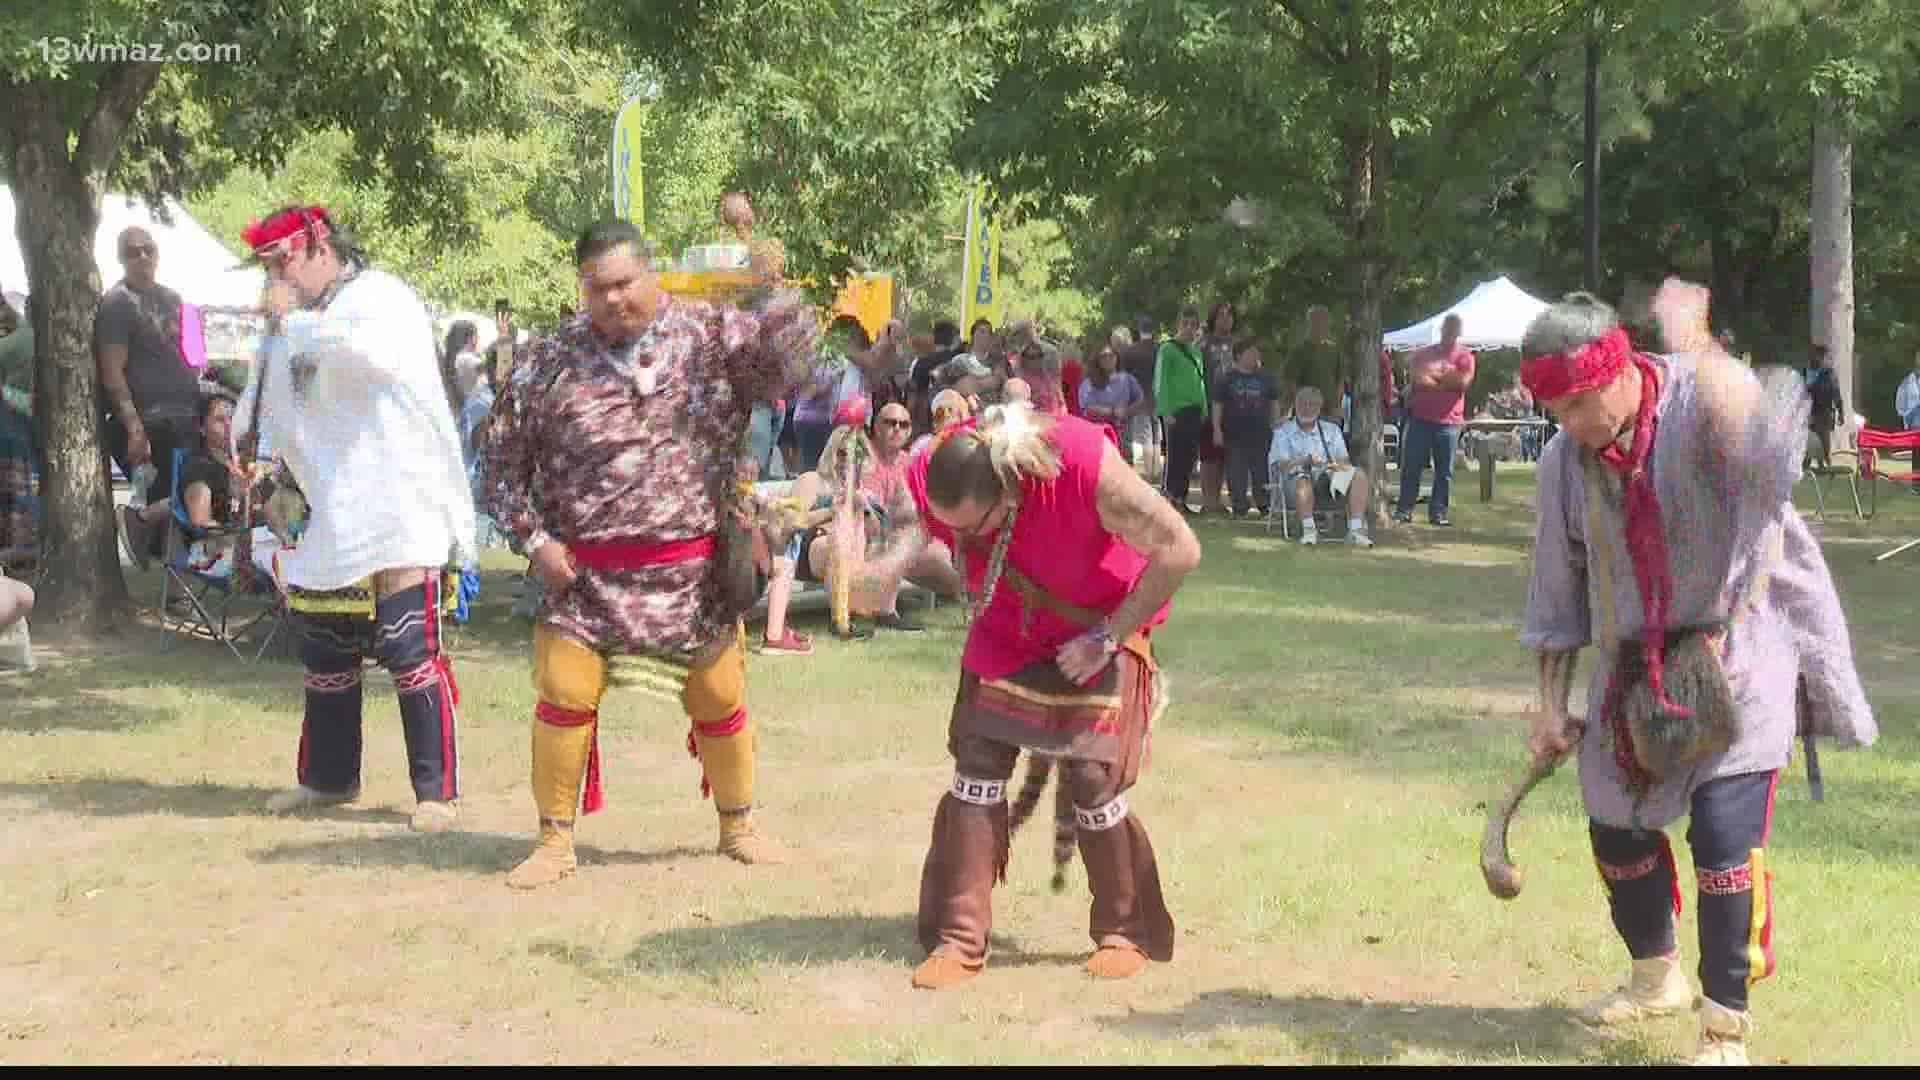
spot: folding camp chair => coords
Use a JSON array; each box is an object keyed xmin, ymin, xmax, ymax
[
  {"xmin": 154, "ymin": 448, "xmax": 289, "ymax": 660},
  {"xmin": 1852, "ymin": 426, "xmax": 1920, "ymax": 561},
  {"xmin": 1843, "ymin": 426, "xmax": 1920, "ymax": 520},
  {"xmin": 1265, "ymin": 458, "xmax": 1347, "ymax": 540}
]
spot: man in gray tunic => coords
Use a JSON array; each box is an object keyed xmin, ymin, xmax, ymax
[{"xmin": 1518, "ymin": 281, "xmax": 1876, "ymax": 1066}]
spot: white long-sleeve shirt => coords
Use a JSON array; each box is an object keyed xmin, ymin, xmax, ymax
[{"xmin": 236, "ymin": 267, "xmax": 476, "ymax": 591}]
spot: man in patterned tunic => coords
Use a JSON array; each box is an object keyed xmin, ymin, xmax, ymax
[
  {"xmin": 1519, "ymin": 281, "xmax": 1876, "ymax": 1065},
  {"xmin": 486, "ymin": 220, "xmax": 820, "ymax": 887}
]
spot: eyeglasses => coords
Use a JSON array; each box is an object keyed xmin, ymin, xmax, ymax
[
  {"xmin": 952, "ymin": 493, "xmax": 1005, "ymax": 543},
  {"xmin": 878, "ymin": 417, "xmax": 911, "ymax": 429},
  {"xmin": 123, "ymin": 245, "xmax": 156, "ymax": 258}
]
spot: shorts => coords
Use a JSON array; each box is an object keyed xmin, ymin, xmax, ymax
[
  {"xmin": 790, "ymin": 525, "xmax": 825, "ymax": 583},
  {"xmin": 1286, "ymin": 465, "xmax": 1355, "ymax": 501}
]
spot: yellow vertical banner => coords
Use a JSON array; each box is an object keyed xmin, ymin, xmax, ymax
[
  {"xmin": 611, "ymin": 97, "xmax": 646, "ymax": 228},
  {"xmin": 960, "ymin": 182, "xmax": 1004, "ymax": 330}
]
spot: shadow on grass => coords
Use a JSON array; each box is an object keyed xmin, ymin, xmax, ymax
[
  {"xmin": 1096, "ymin": 987, "xmax": 1664, "ymax": 1064},
  {"xmin": 0, "ymin": 692, "xmax": 186, "ymax": 734},
  {"xmin": 0, "ymin": 776, "xmax": 406, "ymax": 823},
  {"xmin": 250, "ymin": 831, "xmax": 710, "ymax": 875},
  {"xmin": 531, "ymin": 913, "xmax": 1084, "ymax": 980}
]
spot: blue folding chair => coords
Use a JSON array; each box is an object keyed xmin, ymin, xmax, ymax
[{"xmin": 155, "ymin": 448, "xmax": 289, "ymax": 660}]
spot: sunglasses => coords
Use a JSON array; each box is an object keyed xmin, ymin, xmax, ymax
[
  {"xmin": 123, "ymin": 245, "xmax": 156, "ymax": 258},
  {"xmin": 878, "ymin": 417, "xmax": 911, "ymax": 429}
]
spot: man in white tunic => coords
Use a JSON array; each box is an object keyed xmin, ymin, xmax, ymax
[{"xmin": 234, "ymin": 206, "xmax": 476, "ymax": 832}]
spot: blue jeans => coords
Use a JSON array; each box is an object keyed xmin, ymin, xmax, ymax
[
  {"xmin": 1396, "ymin": 417, "xmax": 1459, "ymax": 520},
  {"xmin": 748, "ymin": 403, "xmax": 787, "ymax": 480}
]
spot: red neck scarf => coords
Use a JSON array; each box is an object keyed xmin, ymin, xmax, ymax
[
  {"xmin": 1598, "ymin": 355, "xmax": 1691, "ymax": 720},
  {"xmin": 1521, "ymin": 332, "xmax": 1692, "ymax": 756}
]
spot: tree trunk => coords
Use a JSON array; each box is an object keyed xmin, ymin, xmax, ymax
[
  {"xmin": 1810, "ymin": 97, "xmax": 1854, "ymax": 414},
  {"xmin": 3, "ymin": 104, "xmax": 134, "ymax": 634},
  {"xmin": 1583, "ymin": 19, "xmax": 1601, "ymax": 292},
  {"xmin": 1342, "ymin": 25, "xmax": 1392, "ymax": 530}
]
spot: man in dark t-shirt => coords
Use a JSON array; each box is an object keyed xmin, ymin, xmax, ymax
[
  {"xmin": 94, "ymin": 227, "xmax": 201, "ymax": 555},
  {"xmin": 1211, "ymin": 340, "xmax": 1281, "ymax": 516},
  {"xmin": 909, "ymin": 320, "xmax": 961, "ymax": 434},
  {"xmin": 1120, "ymin": 316, "xmax": 1160, "ymax": 414}
]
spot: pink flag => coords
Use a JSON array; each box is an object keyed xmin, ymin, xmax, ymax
[{"xmin": 180, "ymin": 302, "xmax": 208, "ymax": 371}]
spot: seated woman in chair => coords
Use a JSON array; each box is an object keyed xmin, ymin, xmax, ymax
[
  {"xmin": 0, "ymin": 295, "xmax": 37, "ymax": 571},
  {"xmin": 745, "ymin": 459, "xmax": 836, "ymax": 655},
  {"xmin": 750, "ymin": 412, "xmax": 963, "ymax": 651},
  {"xmin": 118, "ymin": 393, "xmax": 281, "ymax": 581},
  {"xmin": 750, "ymin": 423, "xmax": 885, "ymax": 651}
]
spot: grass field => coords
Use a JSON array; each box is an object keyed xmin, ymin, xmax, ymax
[{"xmin": 3, "ymin": 469, "xmax": 1916, "ymax": 1064}]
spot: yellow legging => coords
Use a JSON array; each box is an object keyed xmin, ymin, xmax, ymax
[{"xmin": 529, "ymin": 622, "xmax": 755, "ymax": 824}]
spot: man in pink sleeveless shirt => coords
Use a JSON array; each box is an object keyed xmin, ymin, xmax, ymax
[{"xmin": 860, "ymin": 402, "xmax": 1203, "ymax": 990}]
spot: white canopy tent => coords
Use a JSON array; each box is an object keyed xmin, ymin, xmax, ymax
[
  {"xmin": 0, "ymin": 186, "xmax": 267, "ymax": 310},
  {"xmin": 1381, "ymin": 275, "xmax": 1551, "ymax": 352}
]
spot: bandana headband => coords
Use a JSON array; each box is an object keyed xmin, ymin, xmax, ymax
[
  {"xmin": 241, "ymin": 206, "xmax": 333, "ymax": 260},
  {"xmin": 1519, "ymin": 326, "xmax": 1632, "ymax": 402}
]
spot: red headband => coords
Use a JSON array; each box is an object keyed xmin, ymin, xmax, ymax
[
  {"xmin": 241, "ymin": 206, "xmax": 332, "ymax": 257},
  {"xmin": 1519, "ymin": 326, "xmax": 1633, "ymax": 402}
]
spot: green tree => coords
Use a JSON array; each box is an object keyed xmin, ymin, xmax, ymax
[
  {"xmin": 1457, "ymin": 1, "xmax": 1920, "ymax": 415},
  {"xmin": 1, "ymin": 0, "xmax": 541, "ymax": 630},
  {"xmin": 607, "ymin": 0, "xmax": 997, "ymax": 299},
  {"xmin": 955, "ymin": 0, "xmax": 1585, "ymax": 524}
]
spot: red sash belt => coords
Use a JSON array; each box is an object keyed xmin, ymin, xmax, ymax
[{"xmin": 570, "ymin": 534, "xmax": 716, "ymax": 572}]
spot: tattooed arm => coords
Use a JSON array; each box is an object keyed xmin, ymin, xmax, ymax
[
  {"xmin": 1094, "ymin": 438, "xmax": 1202, "ymax": 642},
  {"xmin": 1055, "ymin": 439, "xmax": 1203, "ymax": 683}
]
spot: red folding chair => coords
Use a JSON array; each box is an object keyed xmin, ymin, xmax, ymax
[
  {"xmin": 1851, "ymin": 426, "xmax": 1920, "ymax": 518},
  {"xmin": 1853, "ymin": 426, "xmax": 1920, "ymax": 561}
]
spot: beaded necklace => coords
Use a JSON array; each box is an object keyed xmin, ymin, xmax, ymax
[{"xmin": 959, "ymin": 491, "xmax": 1022, "ymax": 628}]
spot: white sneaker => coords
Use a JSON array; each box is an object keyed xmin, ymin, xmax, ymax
[
  {"xmin": 410, "ymin": 800, "xmax": 458, "ymax": 833},
  {"xmin": 1300, "ymin": 524, "xmax": 1318, "ymax": 546},
  {"xmin": 1577, "ymin": 953, "xmax": 1695, "ymax": 1027},
  {"xmin": 1689, "ymin": 997, "xmax": 1752, "ymax": 1066},
  {"xmin": 1347, "ymin": 528, "xmax": 1375, "ymax": 548}
]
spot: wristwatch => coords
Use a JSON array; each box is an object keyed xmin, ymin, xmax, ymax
[{"xmin": 1085, "ymin": 622, "xmax": 1119, "ymax": 655}]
